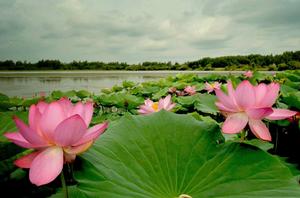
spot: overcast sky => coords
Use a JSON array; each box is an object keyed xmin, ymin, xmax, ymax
[{"xmin": 0, "ymin": 0, "xmax": 299, "ymax": 63}]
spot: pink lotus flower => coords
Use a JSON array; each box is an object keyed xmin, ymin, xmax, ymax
[
  {"xmin": 244, "ymin": 70, "xmax": 253, "ymax": 78},
  {"xmin": 4, "ymin": 98, "xmax": 108, "ymax": 186},
  {"xmin": 138, "ymin": 95, "xmax": 175, "ymax": 115},
  {"xmin": 184, "ymin": 85, "xmax": 197, "ymax": 95},
  {"xmin": 168, "ymin": 87, "xmax": 177, "ymax": 94},
  {"xmin": 176, "ymin": 91, "xmax": 185, "ymax": 96},
  {"xmin": 215, "ymin": 80, "xmax": 297, "ymax": 141},
  {"xmin": 39, "ymin": 91, "xmax": 46, "ymax": 97},
  {"xmin": 204, "ymin": 82, "xmax": 222, "ymax": 93}
]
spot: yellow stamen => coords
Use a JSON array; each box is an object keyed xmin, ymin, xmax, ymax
[{"xmin": 152, "ymin": 102, "xmax": 159, "ymax": 111}]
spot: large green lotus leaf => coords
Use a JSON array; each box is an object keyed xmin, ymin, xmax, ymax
[
  {"xmin": 56, "ymin": 111, "xmax": 300, "ymax": 198},
  {"xmin": 176, "ymin": 94, "xmax": 200, "ymax": 107},
  {"xmin": 282, "ymin": 91, "xmax": 300, "ymax": 110},
  {"xmin": 152, "ymin": 87, "xmax": 169, "ymax": 100},
  {"xmin": 98, "ymin": 93, "xmax": 143, "ymax": 109},
  {"xmin": 76, "ymin": 90, "xmax": 91, "ymax": 99},
  {"xmin": 280, "ymin": 84, "xmax": 298, "ymax": 96},
  {"xmin": 284, "ymin": 80, "xmax": 300, "ymax": 90},
  {"xmin": 176, "ymin": 94, "xmax": 218, "ymax": 115},
  {"xmin": 194, "ymin": 93, "xmax": 218, "ymax": 115},
  {"xmin": 0, "ymin": 111, "xmax": 28, "ymax": 179},
  {"xmin": 0, "ymin": 111, "xmax": 28, "ymax": 142}
]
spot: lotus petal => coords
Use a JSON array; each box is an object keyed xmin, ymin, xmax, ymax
[
  {"xmin": 235, "ymin": 80, "xmax": 256, "ymax": 109},
  {"xmin": 53, "ymin": 115, "xmax": 86, "ymax": 146},
  {"xmin": 39, "ymin": 102, "xmax": 65, "ymax": 140},
  {"xmin": 222, "ymin": 113, "xmax": 248, "ymax": 134},
  {"xmin": 246, "ymin": 107, "xmax": 273, "ymax": 119},
  {"xmin": 29, "ymin": 146, "xmax": 63, "ymax": 186},
  {"xmin": 14, "ymin": 116, "xmax": 48, "ymax": 146},
  {"xmin": 74, "ymin": 122, "xmax": 108, "ymax": 146},
  {"xmin": 249, "ymin": 119, "xmax": 271, "ymax": 141},
  {"xmin": 14, "ymin": 151, "xmax": 41, "ymax": 168},
  {"xmin": 266, "ymin": 108, "xmax": 297, "ymax": 120},
  {"xmin": 4, "ymin": 132, "xmax": 36, "ymax": 148}
]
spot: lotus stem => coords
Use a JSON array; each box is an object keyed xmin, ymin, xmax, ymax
[
  {"xmin": 240, "ymin": 130, "xmax": 247, "ymax": 141},
  {"xmin": 60, "ymin": 171, "xmax": 69, "ymax": 198}
]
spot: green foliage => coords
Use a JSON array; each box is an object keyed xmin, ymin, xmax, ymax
[
  {"xmin": 1, "ymin": 70, "xmax": 300, "ymax": 197},
  {"xmin": 53, "ymin": 111, "xmax": 300, "ymax": 197},
  {"xmin": 76, "ymin": 90, "xmax": 91, "ymax": 99},
  {"xmin": 0, "ymin": 111, "xmax": 28, "ymax": 142},
  {"xmin": 282, "ymin": 92, "xmax": 300, "ymax": 109},
  {"xmin": 96, "ymin": 93, "xmax": 144, "ymax": 109}
]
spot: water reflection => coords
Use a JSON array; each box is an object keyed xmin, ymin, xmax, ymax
[
  {"xmin": 0, "ymin": 71, "xmax": 276, "ymax": 97},
  {"xmin": 0, "ymin": 74, "xmax": 165, "ymax": 97},
  {"xmin": 39, "ymin": 77, "xmax": 61, "ymax": 81}
]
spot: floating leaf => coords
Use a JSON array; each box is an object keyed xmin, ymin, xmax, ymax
[
  {"xmin": 244, "ymin": 139, "xmax": 274, "ymax": 152},
  {"xmin": 76, "ymin": 90, "xmax": 91, "ymax": 99},
  {"xmin": 0, "ymin": 111, "xmax": 28, "ymax": 142},
  {"xmin": 152, "ymin": 87, "xmax": 169, "ymax": 100},
  {"xmin": 0, "ymin": 93, "xmax": 9, "ymax": 101},
  {"xmin": 194, "ymin": 94, "xmax": 218, "ymax": 115},
  {"xmin": 56, "ymin": 111, "xmax": 300, "ymax": 197},
  {"xmin": 282, "ymin": 92, "xmax": 300, "ymax": 110}
]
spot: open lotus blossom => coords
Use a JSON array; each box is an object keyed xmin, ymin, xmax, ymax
[
  {"xmin": 244, "ymin": 70, "xmax": 253, "ymax": 78},
  {"xmin": 4, "ymin": 98, "xmax": 108, "ymax": 186},
  {"xmin": 215, "ymin": 80, "xmax": 297, "ymax": 141},
  {"xmin": 184, "ymin": 85, "xmax": 197, "ymax": 95},
  {"xmin": 138, "ymin": 95, "xmax": 175, "ymax": 115},
  {"xmin": 204, "ymin": 82, "xmax": 222, "ymax": 93}
]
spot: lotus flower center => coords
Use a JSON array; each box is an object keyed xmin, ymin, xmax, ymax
[
  {"xmin": 152, "ymin": 102, "xmax": 159, "ymax": 111},
  {"xmin": 211, "ymin": 83, "xmax": 218, "ymax": 89}
]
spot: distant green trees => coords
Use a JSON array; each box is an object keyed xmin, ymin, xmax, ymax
[{"xmin": 0, "ymin": 51, "xmax": 299, "ymax": 71}]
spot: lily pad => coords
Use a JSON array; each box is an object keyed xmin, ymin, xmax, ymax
[
  {"xmin": 282, "ymin": 92, "xmax": 300, "ymax": 110},
  {"xmin": 56, "ymin": 111, "xmax": 300, "ymax": 197},
  {"xmin": 0, "ymin": 111, "xmax": 28, "ymax": 142},
  {"xmin": 194, "ymin": 94, "xmax": 218, "ymax": 115}
]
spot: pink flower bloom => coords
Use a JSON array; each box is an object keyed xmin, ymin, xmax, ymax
[
  {"xmin": 244, "ymin": 70, "xmax": 253, "ymax": 78},
  {"xmin": 4, "ymin": 98, "xmax": 108, "ymax": 186},
  {"xmin": 204, "ymin": 82, "xmax": 222, "ymax": 93},
  {"xmin": 39, "ymin": 91, "xmax": 46, "ymax": 97},
  {"xmin": 138, "ymin": 95, "xmax": 175, "ymax": 115},
  {"xmin": 215, "ymin": 80, "xmax": 297, "ymax": 141},
  {"xmin": 176, "ymin": 91, "xmax": 185, "ymax": 96},
  {"xmin": 184, "ymin": 85, "xmax": 197, "ymax": 95},
  {"xmin": 168, "ymin": 87, "xmax": 177, "ymax": 94}
]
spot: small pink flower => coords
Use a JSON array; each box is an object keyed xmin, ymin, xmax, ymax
[
  {"xmin": 184, "ymin": 86, "xmax": 197, "ymax": 95},
  {"xmin": 204, "ymin": 82, "xmax": 222, "ymax": 93},
  {"xmin": 215, "ymin": 80, "xmax": 297, "ymax": 141},
  {"xmin": 4, "ymin": 98, "xmax": 108, "ymax": 186},
  {"xmin": 39, "ymin": 91, "xmax": 46, "ymax": 97},
  {"xmin": 244, "ymin": 70, "xmax": 253, "ymax": 78},
  {"xmin": 138, "ymin": 95, "xmax": 175, "ymax": 115},
  {"xmin": 176, "ymin": 91, "xmax": 185, "ymax": 96},
  {"xmin": 168, "ymin": 87, "xmax": 177, "ymax": 94}
]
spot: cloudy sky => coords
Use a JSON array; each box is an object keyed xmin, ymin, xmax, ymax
[{"xmin": 0, "ymin": 0, "xmax": 299, "ymax": 63}]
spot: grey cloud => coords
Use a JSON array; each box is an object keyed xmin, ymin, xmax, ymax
[
  {"xmin": 201, "ymin": 0, "xmax": 300, "ymax": 28},
  {"xmin": 0, "ymin": 0, "xmax": 299, "ymax": 63},
  {"xmin": 190, "ymin": 37, "xmax": 231, "ymax": 50}
]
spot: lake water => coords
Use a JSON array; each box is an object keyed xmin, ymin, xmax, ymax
[{"xmin": 0, "ymin": 71, "xmax": 276, "ymax": 97}]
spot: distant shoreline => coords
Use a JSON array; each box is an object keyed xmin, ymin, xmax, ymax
[{"xmin": 0, "ymin": 70, "xmax": 278, "ymax": 77}]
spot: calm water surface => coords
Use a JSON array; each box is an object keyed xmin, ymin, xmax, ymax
[{"xmin": 0, "ymin": 71, "xmax": 275, "ymax": 97}]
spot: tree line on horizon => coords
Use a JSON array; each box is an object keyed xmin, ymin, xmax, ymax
[{"xmin": 0, "ymin": 51, "xmax": 299, "ymax": 71}]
